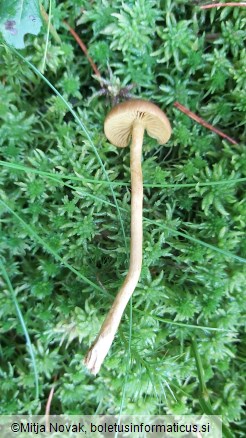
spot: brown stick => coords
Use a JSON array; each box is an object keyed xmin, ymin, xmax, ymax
[
  {"xmin": 45, "ymin": 379, "xmax": 56, "ymax": 429},
  {"xmin": 63, "ymin": 20, "xmax": 102, "ymax": 80},
  {"xmin": 173, "ymin": 101, "xmax": 238, "ymax": 145},
  {"xmin": 200, "ymin": 2, "xmax": 246, "ymax": 9}
]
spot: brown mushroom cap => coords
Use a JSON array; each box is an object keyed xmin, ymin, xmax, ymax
[{"xmin": 104, "ymin": 99, "xmax": 172, "ymax": 148}]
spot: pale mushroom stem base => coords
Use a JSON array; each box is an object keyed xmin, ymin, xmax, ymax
[{"xmin": 84, "ymin": 122, "xmax": 144, "ymax": 375}]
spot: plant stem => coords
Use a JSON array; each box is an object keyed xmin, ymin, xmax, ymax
[
  {"xmin": 40, "ymin": 4, "xmax": 61, "ymax": 43},
  {"xmin": 84, "ymin": 122, "xmax": 144, "ymax": 375},
  {"xmin": 63, "ymin": 20, "xmax": 102, "ymax": 81},
  {"xmin": 173, "ymin": 101, "xmax": 238, "ymax": 145},
  {"xmin": 200, "ymin": 3, "xmax": 246, "ymax": 10},
  {"xmin": 191, "ymin": 338, "xmax": 234, "ymax": 438}
]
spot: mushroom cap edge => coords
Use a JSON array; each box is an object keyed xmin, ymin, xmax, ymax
[{"xmin": 104, "ymin": 99, "xmax": 172, "ymax": 148}]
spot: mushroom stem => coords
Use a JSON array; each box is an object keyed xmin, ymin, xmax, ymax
[{"xmin": 84, "ymin": 122, "xmax": 144, "ymax": 375}]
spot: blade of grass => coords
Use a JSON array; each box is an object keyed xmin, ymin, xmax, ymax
[
  {"xmin": 0, "ymin": 257, "xmax": 39, "ymax": 401},
  {"xmin": 7, "ymin": 41, "xmax": 131, "ymax": 397},
  {"xmin": 0, "ymin": 197, "xmax": 106, "ymax": 294},
  {"xmin": 134, "ymin": 308, "xmax": 235, "ymax": 332},
  {"xmin": 1, "ymin": 160, "xmax": 246, "ymax": 188},
  {"xmin": 1, "ymin": 162, "xmax": 244, "ymax": 265},
  {"xmin": 133, "ymin": 349, "xmax": 177, "ymax": 402},
  {"xmin": 7, "ymin": 45, "xmax": 127, "ymax": 253},
  {"xmin": 40, "ymin": 4, "xmax": 61, "ymax": 43},
  {"xmin": 41, "ymin": 0, "xmax": 52, "ymax": 73},
  {"xmin": 0, "ymin": 160, "xmax": 126, "ymax": 186},
  {"xmin": 191, "ymin": 338, "xmax": 234, "ymax": 438},
  {"xmin": 145, "ymin": 218, "xmax": 246, "ymax": 264}
]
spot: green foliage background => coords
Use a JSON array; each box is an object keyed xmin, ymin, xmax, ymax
[{"xmin": 0, "ymin": 0, "xmax": 245, "ymax": 436}]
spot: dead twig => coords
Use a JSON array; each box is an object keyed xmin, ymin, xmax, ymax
[
  {"xmin": 45, "ymin": 377, "xmax": 57, "ymax": 428},
  {"xmin": 173, "ymin": 101, "xmax": 238, "ymax": 145},
  {"xmin": 63, "ymin": 20, "xmax": 102, "ymax": 82},
  {"xmin": 200, "ymin": 2, "xmax": 246, "ymax": 9}
]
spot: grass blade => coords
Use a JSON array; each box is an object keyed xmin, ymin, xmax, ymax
[
  {"xmin": 0, "ymin": 257, "xmax": 39, "ymax": 401},
  {"xmin": 0, "ymin": 197, "xmax": 105, "ymax": 293}
]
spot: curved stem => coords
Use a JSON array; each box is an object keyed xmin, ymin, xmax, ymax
[{"xmin": 84, "ymin": 122, "xmax": 144, "ymax": 374}]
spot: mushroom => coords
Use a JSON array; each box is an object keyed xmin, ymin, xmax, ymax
[{"xmin": 84, "ymin": 99, "xmax": 172, "ymax": 374}]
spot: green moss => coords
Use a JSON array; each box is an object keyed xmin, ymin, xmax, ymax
[{"xmin": 0, "ymin": 0, "xmax": 245, "ymax": 435}]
